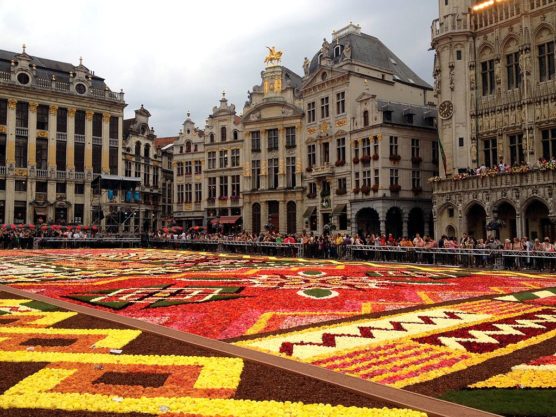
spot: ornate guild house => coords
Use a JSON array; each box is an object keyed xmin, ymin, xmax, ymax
[{"xmin": 431, "ymin": 0, "xmax": 556, "ymax": 241}]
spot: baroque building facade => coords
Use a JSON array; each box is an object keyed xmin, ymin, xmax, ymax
[
  {"xmin": 0, "ymin": 46, "xmax": 125, "ymax": 226},
  {"xmin": 173, "ymin": 24, "xmax": 439, "ymax": 237},
  {"xmin": 300, "ymin": 24, "xmax": 437, "ymax": 237},
  {"xmin": 431, "ymin": 0, "xmax": 556, "ymax": 241}
]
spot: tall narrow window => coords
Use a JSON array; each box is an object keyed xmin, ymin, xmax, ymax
[
  {"xmin": 539, "ymin": 42, "xmax": 555, "ymax": 82},
  {"xmin": 336, "ymin": 92, "xmax": 345, "ymax": 115},
  {"xmin": 541, "ymin": 128, "xmax": 556, "ymax": 160},
  {"xmin": 267, "ymin": 128, "xmax": 278, "ymax": 151},
  {"xmin": 231, "ymin": 175, "xmax": 240, "ymax": 197},
  {"xmin": 219, "ymin": 176, "xmax": 228, "ymax": 198},
  {"xmin": 481, "ymin": 59, "xmax": 495, "ymax": 95},
  {"xmin": 389, "ymin": 136, "xmax": 399, "ymax": 156},
  {"xmin": 389, "ymin": 169, "xmax": 399, "ymax": 186},
  {"xmin": 483, "ymin": 138, "xmax": 498, "ymax": 167},
  {"xmin": 75, "ymin": 143, "xmax": 85, "ymax": 172},
  {"xmin": 251, "ymin": 131, "xmax": 261, "ymax": 151},
  {"xmin": 75, "ymin": 110, "xmax": 85, "ymax": 134},
  {"xmin": 268, "ymin": 158, "xmax": 279, "ymax": 189},
  {"xmin": 16, "ymin": 102, "xmax": 28, "ymax": 128},
  {"xmin": 285, "ymin": 127, "xmax": 296, "ymax": 148},
  {"xmin": 411, "ymin": 139, "xmax": 420, "ymax": 158},
  {"xmin": 286, "ymin": 157, "xmax": 296, "ymax": 188},
  {"xmin": 307, "ymin": 144, "xmax": 316, "ymax": 167},
  {"xmin": 363, "ymin": 110, "xmax": 369, "ymax": 127},
  {"xmin": 336, "ymin": 137, "xmax": 346, "ymax": 162},
  {"xmin": 35, "ymin": 138, "xmax": 48, "ymax": 170},
  {"xmin": 109, "ymin": 116, "xmax": 119, "ymax": 139},
  {"xmin": 220, "ymin": 126, "xmax": 227, "ymax": 142},
  {"xmin": 509, "ymin": 134, "xmax": 524, "ymax": 165},
  {"xmin": 57, "ymin": 108, "xmax": 68, "ymax": 133},
  {"xmin": 307, "ymin": 102, "xmax": 316, "ymax": 123},
  {"xmin": 37, "ymin": 105, "xmax": 49, "ymax": 130},
  {"xmin": 0, "ymin": 99, "xmax": 7, "ymax": 125},
  {"xmin": 412, "ymin": 171, "xmax": 421, "ymax": 189},
  {"xmin": 321, "ymin": 96, "xmax": 329, "ymax": 118},
  {"xmin": 15, "ymin": 137, "xmax": 27, "ymax": 167},
  {"xmin": 322, "ymin": 142, "xmax": 330, "ymax": 164},
  {"xmin": 251, "ymin": 160, "xmax": 261, "ymax": 190},
  {"xmin": 506, "ymin": 52, "xmax": 521, "ymax": 90},
  {"xmin": 56, "ymin": 141, "xmax": 66, "ymax": 171}
]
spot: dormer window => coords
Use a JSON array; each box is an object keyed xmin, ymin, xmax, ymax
[
  {"xmin": 363, "ymin": 110, "xmax": 369, "ymax": 127},
  {"xmin": 233, "ymin": 130, "xmax": 239, "ymax": 140},
  {"xmin": 333, "ymin": 45, "xmax": 344, "ymax": 58},
  {"xmin": 185, "ymin": 141, "xmax": 191, "ymax": 153},
  {"xmin": 405, "ymin": 113, "xmax": 414, "ymax": 124},
  {"xmin": 383, "ymin": 110, "xmax": 392, "ymax": 122}
]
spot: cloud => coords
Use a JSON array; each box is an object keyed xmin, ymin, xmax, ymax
[{"xmin": 0, "ymin": 0, "xmax": 437, "ymax": 136}]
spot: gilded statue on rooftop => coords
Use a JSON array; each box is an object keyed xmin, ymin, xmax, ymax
[{"xmin": 264, "ymin": 46, "xmax": 283, "ymax": 66}]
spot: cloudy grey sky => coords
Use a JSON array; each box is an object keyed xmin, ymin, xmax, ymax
[{"xmin": 0, "ymin": 0, "xmax": 438, "ymax": 137}]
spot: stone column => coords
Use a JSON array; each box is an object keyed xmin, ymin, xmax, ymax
[
  {"xmin": 47, "ymin": 106, "xmax": 57, "ymax": 173},
  {"xmin": 65, "ymin": 107, "xmax": 75, "ymax": 171},
  {"xmin": 279, "ymin": 199, "xmax": 287, "ymax": 234},
  {"xmin": 380, "ymin": 219, "xmax": 386, "ymax": 235},
  {"xmin": 27, "ymin": 102, "xmax": 37, "ymax": 168},
  {"xmin": 117, "ymin": 116, "xmax": 124, "ymax": 176},
  {"xmin": 26, "ymin": 180, "xmax": 35, "ymax": 223},
  {"xmin": 515, "ymin": 213, "xmax": 523, "ymax": 238},
  {"xmin": 402, "ymin": 212, "xmax": 409, "ymax": 238},
  {"xmin": 243, "ymin": 199, "xmax": 252, "ymax": 233},
  {"xmin": 5, "ymin": 99, "xmax": 16, "ymax": 167},
  {"xmin": 4, "ymin": 99, "xmax": 16, "ymax": 223},
  {"xmin": 84, "ymin": 111, "xmax": 93, "ymax": 173},
  {"xmin": 101, "ymin": 113, "xmax": 110, "ymax": 174}
]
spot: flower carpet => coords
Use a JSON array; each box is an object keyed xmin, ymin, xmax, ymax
[
  {"xmin": 2, "ymin": 248, "xmax": 556, "ymax": 416},
  {"xmin": 0, "ymin": 292, "xmax": 427, "ymax": 417}
]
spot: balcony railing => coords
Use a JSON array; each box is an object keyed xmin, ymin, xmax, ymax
[
  {"xmin": 109, "ymin": 138, "xmax": 118, "ymax": 147},
  {"xmin": 36, "ymin": 169, "xmax": 48, "ymax": 178},
  {"xmin": 92, "ymin": 136, "xmax": 102, "ymax": 146},
  {"xmin": 74, "ymin": 134, "xmax": 85, "ymax": 143},
  {"xmin": 15, "ymin": 127, "xmax": 28, "ymax": 136},
  {"xmin": 75, "ymin": 171, "xmax": 85, "ymax": 181},
  {"xmin": 56, "ymin": 132, "xmax": 67, "ymax": 141},
  {"xmin": 310, "ymin": 163, "xmax": 335, "ymax": 178},
  {"xmin": 431, "ymin": 168, "xmax": 556, "ymax": 193},
  {"xmin": 0, "ymin": 71, "xmax": 124, "ymax": 103},
  {"xmin": 57, "ymin": 170, "xmax": 67, "ymax": 180}
]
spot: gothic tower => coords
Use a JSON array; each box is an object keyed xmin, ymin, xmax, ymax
[{"xmin": 432, "ymin": 0, "xmax": 475, "ymax": 176}]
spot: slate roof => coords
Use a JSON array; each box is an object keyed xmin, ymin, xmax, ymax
[
  {"xmin": 377, "ymin": 100, "xmax": 437, "ymax": 129},
  {"xmin": 308, "ymin": 32, "xmax": 431, "ymax": 89}
]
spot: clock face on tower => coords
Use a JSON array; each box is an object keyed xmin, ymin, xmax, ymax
[{"xmin": 439, "ymin": 100, "xmax": 454, "ymax": 120}]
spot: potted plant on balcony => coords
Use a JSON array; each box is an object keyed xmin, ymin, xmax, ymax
[
  {"xmin": 372, "ymin": 153, "xmax": 379, "ymax": 161},
  {"xmin": 206, "ymin": 197, "xmax": 215, "ymax": 204},
  {"xmin": 371, "ymin": 184, "xmax": 379, "ymax": 193},
  {"xmin": 336, "ymin": 188, "xmax": 347, "ymax": 196},
  {"xmin": 412, "ymin": 186, "xmax": 423, "ymax": 195},
  {"xmin": 306, "ymin": 166, "xmax": 313, "ymax": 173},
  {"xmin": 389, "ymin": 184, "xmax": 401, "ymax": 192},
  {"xmin": 361, "ymin": 185, "xmax": 371, "ymax": 195},
  {"xmin": 352, "ymin": 187, "xmax": 360, "ymax": 194},
  {"xmin": 218, "ymin": 195, "xmax": 228, "ymax": 201},
  {"xmin": 230, "ymin": 195, "xmax": 240, "ymax": 201},
  {"xmin": 335, "ymin": 160, "xmax": 346, "ymax": 167},
  {"xmin": 360, "ymin": 154, "xmax": 371, "ymax": 164},
  {"xmin": 352, "ymin": 156, "xmax": 360, "ymax": 164},
  {"xmin": 411, "ymin": 156, "xmax": 423, "ymax": 164},
  {"xmin": 307, "ymin": 192, "xmax": 317, "ymax": 199},
  {"xmin": 389, "ymin": 154, "xmax": 401, "ymax": 163}
]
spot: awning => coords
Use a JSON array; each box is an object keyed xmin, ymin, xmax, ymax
[
  {"xmin": 34, "ymin": 207, "xmax": 48, "ymax": 215},
  {"xmin": 219, "ymin": 216, "xmax": 242, "ymax": 225},
  {"xmin": 332, "ymin": 204, "xmax": 347, "ymax": 216},
  {"xmin": 210, "ymin": 218, "xmax": 220, "ymax": 225},
  {"xmin": 303, "ymin": 206, "xmax": 316, "ymax": 218}
]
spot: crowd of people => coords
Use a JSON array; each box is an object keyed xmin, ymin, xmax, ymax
[
  {"xmin": 0, "ymin": 225, "xmax": 99, "ymax": 249},
  {"xmin": 151, "ymin": 229, "xmax": 556, "ymax": 271}
]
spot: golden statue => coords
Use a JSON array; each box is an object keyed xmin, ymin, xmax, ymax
[{"xmin": 264, "ymin": 46, "xmax": 283, "ymax": 66}]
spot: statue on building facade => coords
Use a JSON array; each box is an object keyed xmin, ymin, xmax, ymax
[
  {"xmin": 343, "ymin": 41, "xmax": 352, "ymax": 60},
  {"xmin": 303, "ymin": 57, "xmax": 310, "ymax": 75},
  {"xmin": 321, "ymin": 38, "xmax": 330, "ymax": 57},
  {"xmin": 264, "ymin": 46, "xmax": 283, "ymax": 66}
]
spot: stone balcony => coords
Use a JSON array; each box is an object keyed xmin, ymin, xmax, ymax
[{"xmin": 309, "ymin": 163, "xmax": 335, "ymax": 179}]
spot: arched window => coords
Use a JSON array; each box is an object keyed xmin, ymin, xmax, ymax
[
  {"xmin": 233, "ymin": 130, "xmax": 238, "ymax": 140},
  {"xmin": 135, "ymin": 142, "xmax": 141, "ymax": 157},
  {"xmin": 209, "ymin": 133, "xmax": 215, "ymax": 143},
  {"xmin": 185, "ymin": 141, "xmax": 191, "ymax": 153},
  {"xmin": 144, "ymin": 143, "xmax": 150, "ymax": 159},
  {"xmin": 334, "ymin": 45, "xmax": 343, "ymax": 58},
  {"xmin": 221, "ymin": 126, "xmax": 227, "ymax": 142},
  {"xmin": 363, "ymin": 110, "xmax": 369, "ymax": 127}
]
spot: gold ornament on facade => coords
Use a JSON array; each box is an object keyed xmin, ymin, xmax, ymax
[
  {"xmin": 335, "ymin": 118, "xmax": 347, "ymax": 127},
  {"xmin": 274, "ymin": 77, "xmax": 282, "ymax": 93},
  {"xmin": 307, "ymin": 127, "xmax": 317, "ymax": 135},
  {"xmin": 320, "ymin": 121, "xmax": 329, "ymax": 133},
  {"xmin": 7, "ymin": 99, "xmax": 17, "ymax": 110},
  {"xmin": 37, "ymin": 130, "xmax": 48, "ymax": 138},
  {"xmin": 49, "ymin": 105, "xmax": 58, "ymax": 115},
  {"xmin": 102, "ymin": 113, "xmax": 111, "ymax": 123},
  {"xmin": 29, "ymin": 102, "xmax": 38, "ymax": 113},
  {"xmin": 68, "ymin": 108, "xmax": 76, "ymax": 118},
  {"xmin": 15, "ymin": 168, "xmax": 28, "ymax": 177},
  {"xmin": 0, "ymin": 125, "xmax": 6, "ymax": 133},
  {"xmin": 264, "ymin": 47, "xmax": 283, "ymax": 66},
  {"xmin": 85, "ymin": 111, "xmax": 94, "ymax": 121}
]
